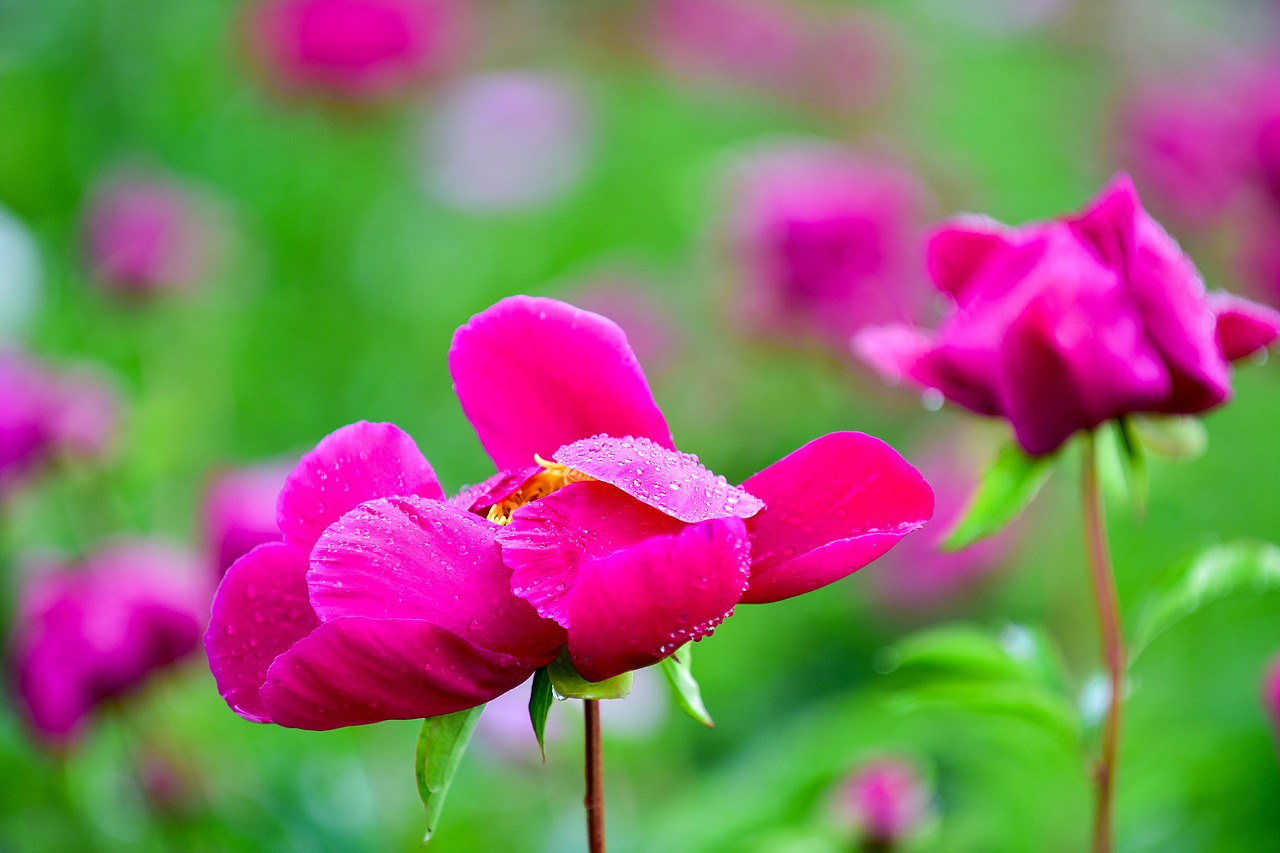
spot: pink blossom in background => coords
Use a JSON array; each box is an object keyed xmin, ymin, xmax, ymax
[
  {"xmin": 81, "ymin": 172, "xmax": 215, "ymax": 298},
  {"xmin": 855, "ymin": 175, "xmax": 1280, "ymax": 456},
  {"xmin": 798, "ymin": 11, "xmax": 898, "ymax": 116},
  {"xmin": 424, "ymin": 73, "xmax": 592, "ymax": 212},
  {"xmin": 653, "ymin": 0, "xmax": 806, "ymax": 95},
  {"xmin": 723, "ymin": 142, "xmax": 929, "ymax": 346},
  {"xmin": 838, "ymin": 758, "xmax": 929, "ymax": 847},
  {"xmin": 245, "ymin": 0, "xmax": 463, "ymax": 102},
  {"xmin": 1264, "ymin": 658, "xmax": 1280, "ymax": 737},
  {"xmin": 9, "ymin": 541, "xmax": 208, "ymax": 746},
  {"xmin": 565, "ymin": 271, "xmax": 683, "ymax": 374},
  {"xmin": 202, "ymin": 464, "xmax": 290, "ymax": 577},
  {"xmin": 206, "ymin": 297, "xmax": 933, "ymax": 730}
]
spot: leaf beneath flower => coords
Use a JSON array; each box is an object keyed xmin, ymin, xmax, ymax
[
  {"xmin": 1131, "ymin": 541, "xmax": 1280, "ymax": 661},
  {"xmin": 941, "ymin": 441, "xmax": 1054, "ymax": 552},
  {"xmin": 528, "ymin": 667, "xmax": 553, "ymax": 760},
  {"xmin": 1127, "ymin": 414, "xmax": 1207, "ymax": 461},
  {"xmin": 416, "ymin": 705, "xmax": 485, "ymax": 843},
  {"xmin": 660, "ymin": 643, "xmax": 714, "ymax": 728}
]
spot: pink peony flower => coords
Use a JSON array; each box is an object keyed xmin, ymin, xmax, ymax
[
  {"xmin": 245, "ymin": 0, "xmax": 463, "ymax": 102},
  {"xmin": 9, "ymin": 541, "xmax": 208, "ymax": 745},
  {"xmin": 207, "ymin": 297, "xmax": 933, "ymax": 729},
  {"xmin": 81, "ymin": 172, "xmax": 215, "ymax": 298},
  {"xmin": 423, "ymin": 72, "xmax": 592, "ymax": 212},
  {"xmin": 653, "ymin": 0, "xmax": 807, "ymax": 95},
  {"xmin": 839, "ymin": 758, "xmax": 929, "ymax": 847},
  {"xmin": 723, "ymin": 142, "xmax": 928, "ymax": 345},
  {"xmin": 202, "ymin": 464, "xmax": 291, "ymax": 577},
  {"xmin": 855, "ymin": 176, "xmax": 1280, "ymax": 456}
]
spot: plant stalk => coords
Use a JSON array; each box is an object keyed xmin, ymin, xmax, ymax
[
  {"xmin": 584, "ymin": 699, "xmax": 606, "ymax": 853},
  {"xmin": 1082, "ymin": 433, "xmax": 1126, "ymax": 853}
]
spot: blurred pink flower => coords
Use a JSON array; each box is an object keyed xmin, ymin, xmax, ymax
[
  {"xmin": 797, "ymin": 11, "xmax": 899, "ymax": 116},
  {"xmin": 1264, "ymin": 657, "xmax": 1280, "ymax": 736},
  {"xmin": 0, "ymin": 349, "xmax": 120, "ymax": 496},
  {"xmin": 9, "ymin": 541, "xmax": 208, "ymax": 746},
  {"xmin": 839, "ymin": 758, "xmax": 929, "ymax": 847},
  {"xmin": 653, "ymin": 0, "xmax": 806, "ymax": 94},
  {"xmin": 202, "ymin": 464, "xmax": 290, "ymax": 577},
  {"xmin": 81, "ymin": 172, "xmax": 215, "ymax": 298},
  {"xmin": 245, "ymin": 0, "xmax": 463, "ymax": 102},
  {"xmin": 424, "ymin": 72, "xmax": 592, "ymax": 212},
  {"xmin": 565, "ymin": 271, "xmax": 683, "ymax": 374},
  {"xmin": 723, "ymin": 142, "xmax": 929, "ymax": 346},
  {"xmin": 856, "ymin": 175, "xmax": 1280, "ymax": 456}
]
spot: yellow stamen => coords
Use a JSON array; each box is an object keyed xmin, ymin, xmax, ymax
[{"xmin": 485, "ymin": 454, "xmax": 594, "ymax": 526}]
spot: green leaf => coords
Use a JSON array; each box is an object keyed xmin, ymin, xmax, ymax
[
  {"xmin": 1115, "ymin": 418, "xmax": 1147, "ymax": 517},
  {"xmin": 1128, "ymin": 414, "xmax": 1208, "ymax": 461},
  {"xmin": 659, "ymin": 643, "xmax": 714, "ymax": 728},
  {"xmin": 941, "ymin": 441, "xmax": 1054, "ymax": 552},
  {"xmin": 415, "ymin": 705, "xmax": 485, "ymax": 843},
  {"xmin": 1131, "ymin": 540, "xmax": 1280, "ymax": 661},
  {"xmin": 528, "ymin": 667, "xmax": 553, "ymax": 760}
]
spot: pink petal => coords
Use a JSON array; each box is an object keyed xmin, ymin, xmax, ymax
[
  {"xmin": 260, "ymin": 617, "xmax": 535, "ymax": 730},
  {"xmin": 852, "ymin": 323, "xmax": 935, "ymax": 386},
  {"xmin": 554, "ymin": 434, "xmax": 763, "ymax": 523},
  {"xmin": 276, "ymin": 421, "xmax": 444, "ymax": 552},
  {"xmin": 449, "ymin": 296, "xmax": 674, "ymax": 471},
  {"xmin": 926, "ymin": 216, "xmax": 1015, "ymax": 300},
  {"xmin": 1209, "ymin": 292, "xmax": 1280, "ymax": 361},
  {"xmin": 205, "ymin": 543, "xmax": 320, "ymax": 723},
  {"xmin": 1070, "ymin": 173, "xmax": 1140, "ymax": 271},
  {"xmin": 739, "ymin": 432, "xmax": 934, "ymax": 604},
  {"xmin": 309, "ymin": 496, "xmax": 564, "ymax": 659}
]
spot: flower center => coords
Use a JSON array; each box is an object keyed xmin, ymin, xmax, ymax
[{"xmin": 485, "ymin": 454, "xmax": 594, "ymax": 526}]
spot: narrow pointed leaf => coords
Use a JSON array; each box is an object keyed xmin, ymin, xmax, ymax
[
  {"xmin": 415, "ymin": 704, "xmax": 485, "ymax": 843},
  {"xmin": 528, "ymin": 667, "xmax": 553, "ymax": 760},
  {"xmin": 1132, "ymin": 541, "xmax": 1280, "ymax": 661},
  {"xmin": 659, "ymin": 643, "xmax": 714, "ymax": 728},
  {"xmin": 941, "ymin": 441, "xmax": 1054, "ymax": 551},
  {"xmin": 1115, "ymin": 418, "xmax": 1147, "ymax": 518}
]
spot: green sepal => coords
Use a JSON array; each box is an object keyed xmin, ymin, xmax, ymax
[
  {"xmin": 941, "ymin": 441, "xmax": 1054, "ymax": 552},
  {"xmin": 528, "ymin": 666, "xmax": 553, "ymax": 760},
  {"xmin": 1115, "ymin": 418, "xmax": 1148, "ymax": 518},
  {"xmin": 1128, "ymin": 414, "xmax": 1208, "ymax": 461},
  {"xmin": 659, "ymin": 643, "xmax": 714, "ymax": 728},
  {"xmin": 415, "ymin": 704, "xmax": 485, "ymax": 843},
  {"xmin": 547, "ymin": 648, "xmax": 633, "ymax": 700}
]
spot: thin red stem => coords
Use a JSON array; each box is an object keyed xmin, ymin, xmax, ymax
[
  {"xmin": 1082, "ymin": 433, "xmax": 1126, "ymax": 853},
  {"xmin": 584, "ymin": 699, "xmax": 606, "ymax": 853}
]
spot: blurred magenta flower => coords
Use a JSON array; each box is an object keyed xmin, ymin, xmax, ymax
[
  {"xmin": 10, "ymin": 541, "xmax": 208, "ymax": 745},
  {"xmin": 202, "ymin": 464, "xmax": 290, "ymax": 577},
  {"xmin": 208, "ymin": 296, "xmax": 932, "ymax": 729},
  {"xmin": 245, "ymin": 0, "xmax": 463, "ymax": 102},
  {"xmin": 723, "ymin": 142, "xmax": 928, "ymax": 345},
  {"xmin": 839, "ymin": 758, "xmax": 929, "ymax": 848},
  {"xmin": 0, "ymin": 349, "xmax": 120, "ymax": 496},
  {"xmin": 566, "ymin": 269, "xmax": 683, "ymax": 374},
  {"xmin": 798, "ymin": 11, "xmax": 898, "ymax": 116},
  {"xmin": 423, "ymin": 73, "xmax": 592, "ymax": 212},
  {"xmin": 81, "ymin": 172, "xmax": 215, "ymax": 298},
  {"xmin": 653, "ymin": 0, "xmax": 806, "ymax": 95},
  {"xmin": 855, "ymin": 175, "xmax": 1280, "ymax": 456},
  {"xmin": 1265, "ymin": 657, "xmax": 1280, "ymax": 736}
]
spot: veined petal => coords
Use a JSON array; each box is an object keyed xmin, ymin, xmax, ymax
[
  {"xmin": 1209, "ymin": 292, "xmax": 1280, "ymax": 361},
  {"xmin": 739, "ymin": 432, "xmax": 933, "ymax": 604},
  {"xmin": 206, "ymin": 543, "xmax": 319, "ymax": 723},
  {"xmin": 260, "ymin": 618, "xmax": 535, "ymax": 730},
  {"xmin": 277, "ymin": 421, "xmax": 444, "ymax": 552},
  {"xmin": 449, "ymin": 295, "xmax": 674, "ymax": 471},
  {"xmin": 309, "ymin": 497, "xmax": 564, "ymax": 659},
  {"xmin": 554, "ymin": 434, "xmax": 763, "ymax": 523}
]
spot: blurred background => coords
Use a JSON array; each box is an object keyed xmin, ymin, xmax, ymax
[{"xmin": 1, "ymin": 0, "xmax": 1279, "ymax": 850}]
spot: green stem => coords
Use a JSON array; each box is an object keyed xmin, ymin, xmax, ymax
[{"xmin": 1082, "ymin": 433, "xmax": 1126, "ymax": 853}]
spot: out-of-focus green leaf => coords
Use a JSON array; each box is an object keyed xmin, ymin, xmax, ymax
[
  {"xmin": 1131, "ymin": 541, "xmax": 1280, "ymax": 661},
  {"xmin": 889, "ymin": 681, "xmax": 1080, "ymax": 751},
  {"xmin": 1115, "ymin": 418, "xmax": 1148, "ymax": 517},
  {"xmin": 548, "ymin": 648, "xmax": 633, "ymax": 700},
  {"xmin": 942, "ymin": 441, "xmax": 1054, "ymax": 551},
  {"xmin": 415, "ymin": 705, "xmax": 485, "ymax": 843},
  {"xmin": 660, "ymin": 643, "xmax": 714, "ymax": 728},
  {"xmin": 1129, "ymin": 414, "xmax": 1208, "ymax": 461},
  {"xmin": 528, "ymin": 666, "xmax": 553, "ymax": 759}
]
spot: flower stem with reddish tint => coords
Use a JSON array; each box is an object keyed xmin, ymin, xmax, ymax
[
  {"xmin": 1082, "ymin": 433, "xmax": 1125, "ymax": 853},
  {"xmin": 584, "ymin": 699, "xmax": 606, "ymax": 853}
]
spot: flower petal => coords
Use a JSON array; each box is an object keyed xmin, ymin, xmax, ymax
[
  {"xmin": 739, "ymin": 432, "xmax": 934, "ymax": 604},
  {"xmin": 926, "ymin": 216, "xmax": 1015, "ymax": 300},
  {"xmin": 276, "ymin": 421, "xmax": 444, "ymax": 552},
  {"xmin": 851, "ymin": 323, "xmax": 935, "ymax": 387},
  {"xmin": 554, "ymin": 434, "xmax": 763, "ymax": 523},
  {"xmin": 205, "ymin": 543, "xmax": 320, "ymax": 723},
  {"xmin": 1209, "ymin": 292, "xmax": 1280, "ymax": 362},
  {"xmin": 309, "ymin": 497, "xmax": 564, "ymax": 659},
  {"xmin": 260, "ymin": 618, "xmax": 535, "ymax": 730},
  {"xmin": 449, "ymin": 295, "xmax": 674, "ymax": 471}
]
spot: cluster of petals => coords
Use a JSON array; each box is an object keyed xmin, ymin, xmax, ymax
[
  {"xmin": 855, "ymin": 175, "xmax": 1280, "ymax": 456},
  {"xmin": 0, "ymin": 349, "xmax": 119, "ymax": 496},
  {"xmin": 207, "ymin": 296, "xmax": 933, "ymax": 730},
  {"xmin": 10, "ymin": 541, "xmax": 207, "ymax": 745},
  {"xmin": 722, "ymin": 141, "xmax": 928, "ymax": 345},
  {"xmin": 243, "ymin": 0, "xmax": 464, "ymax": 102}
]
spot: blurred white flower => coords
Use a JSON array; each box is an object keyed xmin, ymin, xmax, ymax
[{"xmin": 0, "ymin": 204, "xmax": 41, "ymax": 340}]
